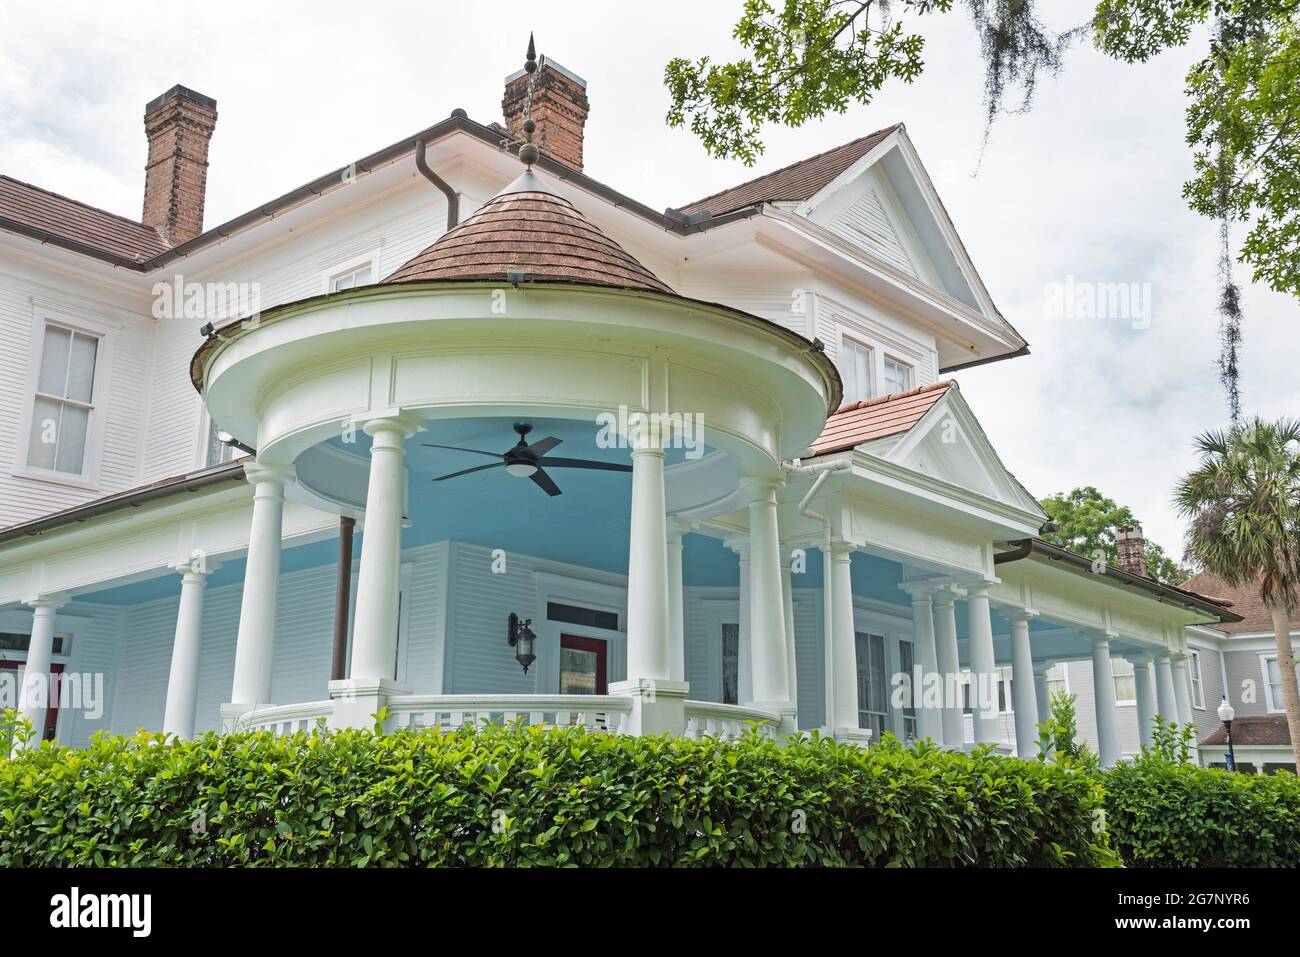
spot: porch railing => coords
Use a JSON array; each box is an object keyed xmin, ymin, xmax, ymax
[
  {"xmin": 683, "ymin": 700, "xmax": 779, "ymax": 740},
  {"xmin": 232, "ymin": 694, "xmax": 780, "ymax": 740},
  {"xmin": 387, "ymin": 694, "xmax": 633, "ymax": 734}
]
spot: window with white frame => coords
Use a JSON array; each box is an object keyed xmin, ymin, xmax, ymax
[
  {"xmin": 330, "ymin": 263, "xmax": 373, "ymax": 292},
  {"xmin": 1263, "ymin": 655, "xmax": 1287, "ymax": 713},
  {"xmin": 960, "ymin": 667, "xmax": 1013, "ymax": 714},
  {"xmin": 839, "ymin": 337, "xmax": 874, "ymax": 404},
  {"xmin": 721, "ymin": 623, "xmax": 739, "ymax": 705},
  {"xmin": 1188, "ymin": 650, "xmax": 1206, "ymax": 710},
  {"xmin": 897, "ymin": 640, "xmax": 917, "ymax": 740},
  {"xmin": 1112, "ymin": 657, "xmax": 1136, "ymax": 705},
  {"xmin": 882, "ymin": 356, "xmax": 913, "ymax": 394},
  {"xmin": 1045, "ymin": 662, "xmax": 1068, "ymax": 698},
  {"xmin": 27, "ymin": 323, "xmax": 100, "ymax": 476},
  {"xmin": 854, "ymin": 631, "xmax": 888, "ymax": 740}
]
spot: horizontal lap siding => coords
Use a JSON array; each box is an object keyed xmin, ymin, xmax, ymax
[{"xmin": 444, "ymin": 542, "xmax": 542, "ymax": 695}]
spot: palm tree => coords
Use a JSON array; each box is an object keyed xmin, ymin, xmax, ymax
[{"xmin": 1176, "ymin": 417, "xmax": 1300, "ymax": 773}]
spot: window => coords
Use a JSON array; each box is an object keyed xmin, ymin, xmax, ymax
[
  {"xmin": 1263, "ymin": 655, "xmax": 1286, "ymax": 713},
  {"xmin": 1112, "ymin": 657, "xmax": 1136, "ymax": 705},
  {"xmin": 330, "ymin": 264, "xmax": 372, "ymax": 292},
  {"xmin": 1188, "ymin": 650, "xmax": 1206, "ymax": 710},
  {"xmin": 898, "ymin": 640, "xmax": 917, "ymax": 740},
  {"xmin": 882, "ymin": 356, "xmax": 913, "ymax": 394},
  {"xmin": 840, "ymin": 338, "xmax": 874, "ymax": 404},
  {"xmin": 962, "ymin": 667, "xmax": 1013, "ymax": 714},
  {"xmin": 721, "ymin": 623, "xmax": 739, "ymax": 705},
  {"xmin": 1046, "ymin": 662, "xmax": 1069, "ymax": 697},
  {"xmin": 854, "ymin": 631, "xmax": 888, "ymax": 740},
  {"xmin": 27, "ymin": 323, "xmax": 99, "ymax": 475},
  {"xmin": 0, "ymin": 632, "xmax": 68, "ymax": 656},
  {"xmin": 204, "ymin": 416, "xmax": 238, "ymax": 468}
]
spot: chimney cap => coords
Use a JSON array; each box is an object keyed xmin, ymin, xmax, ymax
[
  {"xmin": 145, "ymin": 84, "xmax": 217, "ymax": 115},
  {"xmin": 505, "ymin": 57, "xmax": 587, "ymax": 89},
  {"xmin": 1117, "ymin": 524, "xmax": 1145, "ymax": 541}
]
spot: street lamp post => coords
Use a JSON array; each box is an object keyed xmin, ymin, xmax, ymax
[{"xmin": 1217, "ymin": 696, "xmax": 1237, "ymax": 772}]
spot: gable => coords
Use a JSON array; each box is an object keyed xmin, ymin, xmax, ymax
[{"xmin": 825, "ymin": 186, "xmax": 917, "ymax": 278}]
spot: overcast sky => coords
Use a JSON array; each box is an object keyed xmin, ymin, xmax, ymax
[{"xmin": 1, "ymin": 1, "xmax": 1294, "ymax": 558}]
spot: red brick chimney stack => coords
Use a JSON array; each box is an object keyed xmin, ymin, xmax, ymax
[
  {"xmin": 502, "ymin": 58, "xmax": 589, "ymax": 171},
  {"xmin": 142, "ymin": 85, "xmax": 218, "ymax": 245},
  {"xmin": 1115, "ymin": 525, "xmax": 1148, "ymax": 577}
]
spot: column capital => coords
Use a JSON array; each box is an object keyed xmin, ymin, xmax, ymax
[
  {"xmin": 828, "ymin": 539, "xmax": 855, "ymax": 561},
  {"xmin": 243, "ymin": 460, "xmax": 294, "ymax": 488},
  {"xmin": 360, "ymin": 411, "xmax": 422, "ymax": 441},
  {"xmin": 996, "ymin": 605, "xmax": 1037, "ymax": 625},
  {"xmin": 170, "ymin": 557, "xmax": 222, "ymax": 579},
  {"xmin": 739, "ymin": 473, "xmax": 784, "ymax": 496},
  {"xmin": 1032, "ymin": 659, "xmax": 1055, "ymax": 676},
  {"xmin": 898, "ymin": 581, "xmax": 934, "ymax": 602},
  {"xmin": 723, "ymin": 537, "xmax": 750, "ymax": 559},
  {"xmin": 1129, "ymin": 653, "xmax": 1155, "ymax": 666},
  {"xmin": 25, "ymin": 595, "xmax": 68, "ymax": 612},
  {"xmin": 1089, "ymin": 629, "xmax": 1118, "ymax": 646},
  {"xmin": 667, "ymin": 516, "xmax": 695, "ymax": 540}
]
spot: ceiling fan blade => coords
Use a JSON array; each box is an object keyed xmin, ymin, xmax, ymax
[
  {"xmin": 433, "ymin": 462, "xmax": 504, "ymax": 482},
  {"xmin": 529, "ymin": 467, "xmax": 563, "ymax": 497},
  {"xmin": 422, "ymin": 443, "xmax": 504, "ymax": 459},
  {"xmin": 525, "ymin": 436, "xmax": 563, "ymax": 457},
  {"xmin": 538, "ymin": 457, "xmax": 633, "ymax": 473}
]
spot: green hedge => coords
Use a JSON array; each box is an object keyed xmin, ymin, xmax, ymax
[
  {"xmin": 0, "ymin": 725, "xmax": 1114, "ymax": 867},
  {"xmin": 1104, "ymin": 758, "xmax": 1300, "ymax": 867}
]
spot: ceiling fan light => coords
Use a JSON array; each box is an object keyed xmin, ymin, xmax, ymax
[{"xmin": 506, "ymin": 462, "xmax": 538, "ymax": 478}]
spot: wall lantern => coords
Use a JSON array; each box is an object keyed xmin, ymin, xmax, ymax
[{"xmin": 507, "ymin": 612, "xmax": 537, "ymax": 674}]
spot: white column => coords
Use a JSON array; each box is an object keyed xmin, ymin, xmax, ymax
[
  {"xmin": 742, "ymin": 477, "xmax": 790, "ymax": 706},
  {"xmin": 901, "ymin": 584, "xmax": 943, "ymax": 743},
  {"xmin": 780, "ymin": 545, "xmax": 800, "ymax": 713},
  {"xmin": 726, "ymin": 540, "xmax": 753, "ymax": 704},
  {"xmin": 1155, "ymin": 653, "xmax": 1178, "ymax": 722},
  {"xmin": 966, "ymin": 585, "xmax": 1000, "ymax": 746},
  {"xmin": 933, "ymin": 586, "xmax": 964, "ymax": 746},
  {"xmin": 350, "ymin": 417, "xmax": 417, "ymax": 682},
  {"xmin": 613, "ymin": 431, "xmax": 688, "ymax": 735},
  {"xmin": 1006, "ymin": 610, "xmax": 1039, "ymax": 758},
  {"xmin": 163, "ymin": 560, "xmax": 219, "ymax": 738},
  {"xmin": 19, "ymin": 597, "xmax": 66, "ymax": 745},
  {"xmin": 1091, "ymin": 634, "xmax": 1121, "ymax": 767},
  {"xmin": 829, "ymin": 541, "xmax": 861, "ymax": 733},
  {"xmin": 1033, "ymin": 661, "xmax": 1053, "ymax": 727},
  {"xmin": 1171, "ymin": 653, "xmax": 1194, "ymax": 725},
  {"xmin": 229, "ymin": 463, "xmax": 290, "ymax": 708},
  {"xmin": 624, "ymin": 439, "xmax": 671, "ymax": 683},
  {"xmin": 666, "ymin": 520, "xmax": 688, "ymax": 684},
  {"xmin": 1132, "ymin": 655, "xmax": 1156, "ymax": 749}
]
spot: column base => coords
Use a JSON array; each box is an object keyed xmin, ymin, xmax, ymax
[
  {"xmin": 610, "ymin": 678, "xmax": 689, "ymax": 736},
  {"xmin": 328, "ymin": 678, "xmax": 413, "ymax": 731},
  {"xmin": 220, "ymin": 703, "xmax": 257, "ymax": 732}
]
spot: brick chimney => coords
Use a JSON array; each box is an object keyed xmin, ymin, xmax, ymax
[
  {"xmin": 142, "ymin": 85, "xmax": 218, "ymax": 244},
  {"xmin": 1115, "ymin": 525, "xmax": 1148, "ymax": 577},
  {"xmin": 502, "ymin": 58, "xmax": 589, "ymax": 171}
]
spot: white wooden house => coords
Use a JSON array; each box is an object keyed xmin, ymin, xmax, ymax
[{"xmin": 0, "ymin": 58, "xmax": 1239, "ymax": 761}]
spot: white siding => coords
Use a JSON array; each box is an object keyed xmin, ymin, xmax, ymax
[{"xmin": 828, "ymin": 188, "xmax": 917, "ymax": 277}]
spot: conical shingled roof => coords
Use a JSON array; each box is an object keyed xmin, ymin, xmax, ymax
[{"xmin": 384, "ymin": 169, "xmax": 674, "ymax": 295}]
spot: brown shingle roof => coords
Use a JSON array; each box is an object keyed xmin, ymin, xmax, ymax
[
  {"xmin": 1182, "ymin": 570, "xmax": 1300, "ymax": 634},
  {"xmin": 810, "ymin": 380, "xmax": 950, "ymax": 456},
  {"xmin": 0, "ymin": 174, "xmax": 169, "ymax": 262},
  {"xmin": 678, "ymin": 126, "xmax": 899, "ymax": 217},
  {"xmin": 384, "ymin": 170, "xmax": 673, "ymax": 295},
  {"xmin": 1200, "ymin": 715, "xmax": 1292, "ymax": 747}
]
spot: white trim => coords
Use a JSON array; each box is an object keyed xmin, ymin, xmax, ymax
[
  {"xmin": 1260, "ymin": 652, "xmax": 1287, "ymax": 714},
  {"xmin": 532, "ymin": 570, "xmax": 628, "ymax": 696},
  {"xmin": 1187, "ymin": 648, "xmax": 1206, "ymax": 710},
  {"xmin": 321, "ymin": 245, "xmax": 382, "ymax": 295}
]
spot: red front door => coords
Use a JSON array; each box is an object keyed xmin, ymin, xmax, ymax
[
  {"xmin": 559, "ymin": 634, "xmax": 608, "ymax": 695},
  {"xmin": 0, "ymin": 661, "xmax": 64, "ymax": 742}
]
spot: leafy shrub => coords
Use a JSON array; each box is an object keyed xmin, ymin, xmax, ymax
[
  {"xmin": 0, "ymin": 722, "xmax": 1114, "ymax": 867},
  {"xmin": 1104, "ymin": 731, "xmax": 1300, "ymax": 868},
  {"xmin": 1035, "ymin": 690, "xmax": 1100, "ymax": 770}
]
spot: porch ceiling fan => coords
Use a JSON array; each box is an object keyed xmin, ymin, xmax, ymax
[{"xmin": 424, "ymin": 422, "xmax": 631, "ymax": 497}]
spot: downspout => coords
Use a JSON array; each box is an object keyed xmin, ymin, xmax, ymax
[
  {"xmin": 415, "ymin": 139, "xmax": 459, "ymax": 230},
  {"xmin": 785, "ymin": 458, "xmax": 852, "ymax": 729}
]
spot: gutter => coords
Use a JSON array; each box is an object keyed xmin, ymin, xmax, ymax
[
  {"xmin": 0, "ymin": 461, "xmax": 247, "ymax": 547},
  {"xmin": 999, "ymin": 539, "xmax": 1242, "ymax": 624}
]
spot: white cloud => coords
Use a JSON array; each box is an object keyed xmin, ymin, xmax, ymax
[{"xmin": 1, "ymin": 0, "xmax": 1292, "ymax": 559}]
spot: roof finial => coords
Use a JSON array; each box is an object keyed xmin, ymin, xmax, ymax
[{"xmin": 519, "ymin": 33, "xmax": 541, "ymax": 168}]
